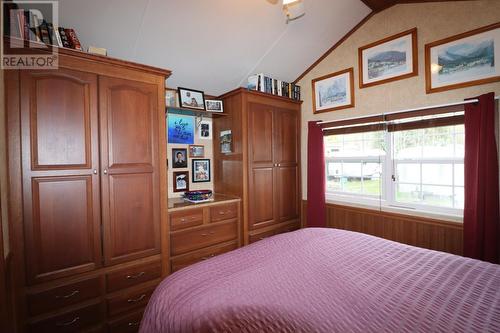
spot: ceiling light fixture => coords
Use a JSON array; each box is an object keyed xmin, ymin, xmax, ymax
[{"xmin": 283, "ymin": 0, "xmax": 305, "ymax": 24}]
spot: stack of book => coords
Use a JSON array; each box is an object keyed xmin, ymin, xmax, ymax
[
  {"xmin": 8, "ymin": 10, "xmax": 82, "ymax": 51},
  {"xmin": 247, "ymin": 74, "xmax": 301, "ymax": 101}
]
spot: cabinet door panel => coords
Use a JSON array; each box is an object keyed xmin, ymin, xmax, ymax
[
  {"xmin": 277, "ymin": 166, "xmax": 299, "ymax": 222},
  {"xmin": 248, "ymin": 168, "xmax": 275, "ymax": 228},
  {"xmin": 20, "ymin": 70, "xmax": 101, "ymax": 284},
  {"xmin": 100, "ymin": 76, "xmax": 160, "ymax": 265},
  {"xmin": 275, "ymin": 109, "xmax": 299, "ymax": 166},
  {"xmin": 248, "ymin": 103, "xmax": 274, "ymax": 166}
]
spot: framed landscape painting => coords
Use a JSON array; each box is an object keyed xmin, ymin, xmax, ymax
[
  {"xmin": 425, "ymin": 22, "xmax": 500, "ymax": 93},
  {"xmin": 359, "ymin": 28, "xmax": 418, "ymax": 88},
  {"xmin": 312, "ymin": 68, "xmax": 354, "ymax": 114}
]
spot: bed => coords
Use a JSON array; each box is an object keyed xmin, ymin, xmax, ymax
[{"xmin": 140, "ymin": 228, "xmax": 500, "ymax": 333}]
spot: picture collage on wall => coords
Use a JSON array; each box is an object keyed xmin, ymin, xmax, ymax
[
  {"xmin": 312, "ymin": 22, "xmax": 500, "ymax": 114},
  {"xmin": 168, "ymin": 113, "xmax": 212, "ymax": 192}
]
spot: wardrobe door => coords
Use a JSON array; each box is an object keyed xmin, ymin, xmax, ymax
[
  {"xmin": 20, "ymin": 69, "xmax": 102, "ymax": 284},
  {"xmin": 275, "ymin": 108, "xmax": 300, "ymax": 223},
  {"xmin": 247, "ymin": 103, "xmax": 277, "ymax": 229},
  {"xmin": 99, "ymin": 76, "xmax": 161, "ymax": 266}
]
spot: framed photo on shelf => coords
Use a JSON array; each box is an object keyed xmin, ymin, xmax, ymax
[
  {"xmin": 312, "ymin": 68, "xmax": 354, "ymax": 114},
  {"xmin": 358, "ymin": 28, "xmax": 418, "ymax": 88},
  {"xmin": 171, "ymin": 148, "xmax": 187, "ymax": 168},
  {"xmin": 220, "ymin": 130, "xmax": 232, "ymax": 154},
  {"xmin": 178, "ymin": 87, "xmax": 205, "ymax": 110},
  {"xmin": 192, "ymin": 159, "xmax": 210, "ymax": 183},
  {"xmin": 173, "ymin": 171, "xmax": 189, "ymax": 192},
  {"xmin": 189, "ymin": 145, "xmax": 205, "ymax": 157},
  {"xmin": 205, "ymin": 99, "xmax": 224, "ymax": 113},
  {"xmin": 425, "ymin": 22, "xmax": 500, "ymax": 94},
  {"xmin": 165, "ymin": 88, "xmax": 178, "ymax": 107}
]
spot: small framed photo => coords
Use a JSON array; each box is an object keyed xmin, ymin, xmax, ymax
[
  {"xmin": 165, "ymin": 88, "xmax": 178, "ymax": 107},
  {"xmin": 173, "ymin": 171, "xmax": 189, "ymax": 192},
  {"xmin": 425, "ymin": 22, "xmax": 500, "ymax": 94},
  {"xmin": 220, "ymin": 130, "xmax": 232, "ymax": 154},
  {"xmin": 172, "ymin": 148, "xmax": 187, "ymax": 168},
  {"xmin": 358, "ymin": 28, "xmax": 418, "ymax": 88},
  {"xmin": 192, "ymin": 159, "xmax": 211, "ymax": 183},
  {"xmin": 205, "ymin": 99, "xmax": 224, "ymax": 113},
  {"xmin": 199, "ymin": 119, "xmax": 212, "ymax": 140},
  {"xmin": 189, "ymin": 145, "xmax": 205, "ymax": 157},
  {"xmin": 312, "ymin": 68, "xmax": 354, "ymax": 114},
  {"xmin": 178, "ymin": 87, "xmax": 205, "ymax": 110}
]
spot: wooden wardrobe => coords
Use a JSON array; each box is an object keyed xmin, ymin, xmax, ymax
[
  {"xmin": 5, "ymin": 42, "xmax": 170, "ymax": 332},
  {"xmin": 213, "ymin": 88, "xmax": 302, "ymax": 245}
]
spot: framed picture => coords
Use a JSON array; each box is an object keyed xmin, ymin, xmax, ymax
[
  {"xmin": 220, "ymin": 130, "xmax": 232, "ymax": 154},
  {"xmin": 425, "ymin": 22, "xmax": 500, "ymax": 94},
  {"xmin": 171, "ymin": 148, "xmax": 187, "ymax": 168},
  {"xmin": 189, "ymin": 145, "xmax": 205, "ymax": 157},
  {"xmin": 165, "ymin": 88, "xmax": 178, "ymax": 107},
  {"xmin": 167, "ymin": 114, "xmax": 194, "ymax": 144},
  {"xmin": 358, "ymin": 28, "xmax": 418, "ymax": 88},
  {"xmin": 178, "ymin": 87, "xmax": 205, "ymax": 110},
  {"xmin": 198, "ymin": 119, "xmax": 212, "ymax": 140},
  {"xmin": 312, "ymin": 68, "xmax": 355, "ymax": 114},
  {"xmin": 205, "ymin": 99, "xmax": 224, "ymax": 113},
  {"xmin": 173, "ymin": 171, "xmax": 189, "ymax": 192},
  {"xmin": 192, "ymin": 159, "xmax": 211, "ymax": 183}
]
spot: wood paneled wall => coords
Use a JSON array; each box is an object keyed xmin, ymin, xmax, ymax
[{"xmin": 302, "ymin": 201, "xmax": 463, "ymax": 255}]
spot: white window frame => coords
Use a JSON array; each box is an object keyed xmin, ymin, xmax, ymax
[{"xmin": 325, "ymin": 129, "xmax": 464, "ymax": 221}]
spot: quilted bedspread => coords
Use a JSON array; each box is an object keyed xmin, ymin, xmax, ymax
[{"xmin": 140, "ymin": 228, "xmax": 500, "ymax": 333}]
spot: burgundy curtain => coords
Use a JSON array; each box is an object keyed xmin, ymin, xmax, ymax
[
  {"xmin": 463, "ymin": 92, "xmax": 499, "ymax": 264},
  {"xmin": 307, "ymin": 121, "xmax": 326, "ymax": 227}
]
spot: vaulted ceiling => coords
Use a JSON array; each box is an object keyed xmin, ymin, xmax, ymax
[{"xmin": 57, "ymin": 0, "xmax": 371, "ymax": 95}]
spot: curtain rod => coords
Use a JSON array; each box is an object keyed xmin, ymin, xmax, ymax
[{"xmin": 317, "ymin": 95, "xmax": 500, "ymax": 125}]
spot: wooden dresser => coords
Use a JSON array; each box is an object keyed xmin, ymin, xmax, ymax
[
  {"xmin": 5, "ymin": 41, "xmax": 169, "ymax": 332},
  {"xmin": 213, "ymin": 89, "xmax": 302, "ymax": 245},
  {"xmin": 168, "ymin": 194, "xmax": 241, "ymax": 273}
]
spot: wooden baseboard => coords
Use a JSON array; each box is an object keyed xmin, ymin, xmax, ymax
[{"xmin": 302, "ymin": 200, "xmax": 463, "ymax": 255}]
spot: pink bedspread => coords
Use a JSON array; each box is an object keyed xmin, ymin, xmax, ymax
[{"xmin": 140, "ymin": 228, "xmax": 500, "ymax": 333}]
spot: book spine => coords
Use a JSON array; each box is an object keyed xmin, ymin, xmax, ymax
[
  {"xmin": 65, "ymin": 28, "xmax": 82, "ymax": 50},
  {"xmin": 52, "ymin": 25, "xmax": 63, "ymax": 47},
  {"xmin": 58, "ymin": 27, "xmax": 71, "ymax": 48},
  {"xmin": 39, "ymin": 21, "xmax": 51, "ymax": 45}
]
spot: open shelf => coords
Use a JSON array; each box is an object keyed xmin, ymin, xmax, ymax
[{"xmin": 166, "ymin": 106, "xmax": 228, "ymax": 118}]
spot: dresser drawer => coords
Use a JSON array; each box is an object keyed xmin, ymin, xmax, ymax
[
  {"xmin": 171, "ymin": 221, "xmax": 237, "ymax": 256},
  {"xmin": 171, "ymin": 241, "xmax": 238, "ymax": 273},
  {"xmin": 107, "ymin": 309, "xmax": 144, "ymax": 333},
  {"xmin": 249, "ymin": 229, "xmax": 276, "ymax": 244},
  {"xmin": 170, "ymin": 208, "xmax": 203, "ymax": 231},
  {"xmin": 210, "ymin": 203, "xmax": 238, "ymax": 222},
  {"xmin": 249, "ymin": 222, "xmax": 300, "ymax": 243},
  {"xmin": 28, "ymin": 302, "xmax": 103, "ymax": 333},
  {"xmin": 106, "ymin": 262, "xmax": 161, "ymax": 293},
  {"xmin": 106, "ymin": 285, "xmax": 155, "ymax": 318},
  {"xmin": 27, "ymin": 277, "xmax": 102, "ymax": 316}
]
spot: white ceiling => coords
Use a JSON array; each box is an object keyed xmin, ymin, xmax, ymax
[{"xmin": 57, "ymin": 0, "xmax": 371, "ymax": 95}]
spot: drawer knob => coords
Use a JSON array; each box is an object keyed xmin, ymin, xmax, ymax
[
  {"xmin": 56, "ymin": 316, "xmax": 80, "ymax": 327},
  {"xmin": 55, "ymin": 290, "xmax": 80, "ymax": 299},
  {"xmin": 126, "ymin": 271, "xmax": 145, "ymax": 280},
  {"xmin": 201, "ymin": 254, "xmax": 216, "ymax": 260},
  {"xmin": 201, "ymin": 231, "xmax": 215, "ymax": 236},
  {"xmin": 128, "ymin": 322, "xmax": 140, "ymax": 327},
  {"xmin": 127, "ymin": 294, "xmax": 146, "ymax": 303},
  {"xmin": 219, "ymin": 211, "xmax": 225, "ymax": 215}
]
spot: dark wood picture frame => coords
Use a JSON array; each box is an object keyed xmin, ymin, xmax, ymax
[
  {"xmin": 177, "ymin": 87, "xmax": 206, "ymax": 110},
  {"xmin": 312, "ymin": 67, "xmax": 355, "ymax": 114},
  {"xmin": 425, "ymin": 22, "xmax": 500, "ymax": 94},
  {"xmin": 358, "ymin": 28, "xmax": 418, "ymax": 89},
  {"xmin": 173, "ymin": 171, "xmax": 189, "ymax": 192},
  {"xmin": 192, "ymin": 159, "xmax": 211, "ymax": 183},
  {"xmin": 171, "ymin": 148, "xmax": 187, "ymax": 168}
]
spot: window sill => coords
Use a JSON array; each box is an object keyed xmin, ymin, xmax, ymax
[{"xmin": 325, "ymin": 195, "xmax": 463, "ymax": 224}]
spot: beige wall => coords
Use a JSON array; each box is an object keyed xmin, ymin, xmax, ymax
[
  {"xmin": 297, "ymin": 0, "xmax": 500, "ymax": 200},
  {"xmin": 167, "ymin": 116, "xmax": 214, "ymax": 198}
]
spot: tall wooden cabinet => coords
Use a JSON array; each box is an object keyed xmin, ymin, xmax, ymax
[
  {"xmin": 214, "ymin": 89, "xmax": 301, "ymax": 245},
  {"xmin": 6, "ymin": 42, "xmax": 170, "ymax": 332}
]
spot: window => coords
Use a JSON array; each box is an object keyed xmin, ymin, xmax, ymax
[{"xmin": 324, "ymin": 123, "xmax": 464, "ymax": 217}]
